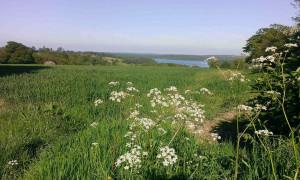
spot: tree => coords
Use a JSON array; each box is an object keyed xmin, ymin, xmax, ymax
[
  {"xmin": 243, "ymin": 24, "xmax": 290, "ymax": 63},
  {"xmin": 3, "ymin": 41, "xmax": 34, "ymax": 64}
]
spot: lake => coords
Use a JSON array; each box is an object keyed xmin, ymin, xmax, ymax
[{"xmin": 154, "ymin": 58, "xmax": 209, "ymax": 68}]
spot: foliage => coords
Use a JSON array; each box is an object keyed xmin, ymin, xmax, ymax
[
  {"xmin": 247, "ymin": 26, "xmax": 300, "ymax": 135},
  {"xmin": 243, "ymin": 24, "xmax": 290, "ymax": 63},
  {"xmin": 0, "ymin": 41, "xmax": 156, "ymax": 65},
  {"xmin": 0, "ymin": 41, "xmax": 34, "ymax": 64},
  {"xmin": 219, "ymin": 58, "xmax": 249, "ymax": 70}
]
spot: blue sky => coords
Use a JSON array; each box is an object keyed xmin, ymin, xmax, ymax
[{"xmin": 0, "ymin": 0, "xmax": 296, "ymax": 55}]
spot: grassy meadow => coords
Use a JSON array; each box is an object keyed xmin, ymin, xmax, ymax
[{"xmin": 0, "ymin": 65, "xmax": 295, "ymax": 179}]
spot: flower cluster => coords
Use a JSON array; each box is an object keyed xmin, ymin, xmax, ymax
[
  {"xmin": 7, "ymin": 160, "xmax": 18, "ymax": 166},
  {"xmin": 109, "ymin": 91, "xmax": 128, "ymax": 102},
  {"xmin": 251, "ymin": 55, "xmax": 276, "ymax": 69},
  {"xmin": 284, "ymin": 43, "xmax": 298, "ymax": 48},
  {"xmin": 199, "ymin": 88, "xmax": 213, "ymax": 95},
  {"xmin": 255, "ymin": 129, "xmax": 273, "ymax": 136},
  {"xmin": 108, "ymin": 81, "xmax": 120, "ymax": 86},
  {"xmin": 115, "ymin": 145, "xmax": 145, "ymax": 170},
  {"xmin": 236, "ymin": 104, "xmax": 253, "ymax": 111},
  {"xmin": 164, "ymin": 86, "xmax": 178, "ymax": 92},
  {"xmin": 94, "ymin": 98, "xmax": 103, "ymax": 107},
  {"xmin": 266, "ymin": 90, "xmax": 281, "ymax": 97},
  {"xmin": 254, "ymin": 104, "xmax": 267, "ymax": 111},
  {"xmin": 156, "ymin": 146, "xmax": 178, "ymax": 166},
  {"xmin": 228, "ymin": 71, "xmax": 247, "ymax": 82},
  {"xmin": 136, "ymin": 117, "xmax": 156, "ymax": 130},
  {"xmin": 126, "ymin": 86, "xmax": 139, "ymax": 93},
  {"xmin": 211, "ymin": 133, "xmax": 221, "ymax": 141},
  {"xmin": 90, "ymin": 121, "xmax": 99, "ymax": 128},
  {"xmin": 265, "ymin": 46, "xmax": 277, "ymax": 52}
]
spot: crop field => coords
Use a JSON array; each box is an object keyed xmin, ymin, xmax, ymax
[{"xmin": 0, "ymin": 65, "xmax": 295, "ymax": 179}]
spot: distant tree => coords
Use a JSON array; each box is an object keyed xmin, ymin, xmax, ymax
[
  {"xmin": 243, "ymin": 24, "xmax": 290, "ymax": 63},
  {"xmin": 2, "ymin": 41, "xmax": 34, "ymax": 64}
]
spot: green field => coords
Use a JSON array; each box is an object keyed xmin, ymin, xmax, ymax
[{"xmin": 0, "ymin": 65, "xmax": 295, "ymax": 179}]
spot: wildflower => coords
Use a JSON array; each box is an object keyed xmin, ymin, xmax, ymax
[
  {"xmin": 265, "ymin": 47, "xmax": 277, "ymax": 52},
  {"xmin": 126, "ymin": 86, "xmax": 139, "ymax": 93},
  {"xmin": 91, "ymin": 142, "xmax": 99, "ymax": 146},
  {"xmin": 94, "ymin": 98, "xmax": 103, "ymax": 107},
  {"xmin": 142, "ymin": 151, "xmax": 148, "ymax": 157},
  {"xmin": 126, "ymin": 82, "xmax": 133, "ymax": 86},
  {"xmin": 128, "ymin": 110, "xmax": 139, "ymax": 120},
  {"xmin": 164, "ymin": 86, "xmax": 178, "ymax": 92},
  {"xmin": 90, "ymin": 121, "xmax": 99, "ymax": 128},
  {"xmin": 115, "ymin": 145, "xmax": 143, "ymax": 170},
  {"xmin": 109, "ymin": 91, "xmax": 128, "ymax": 102},
  {"xmin": 228, "ymin": 71, "xmax": 247, "ymax": 82},
  {"xmin": 199, "ymin": 88, "xmax": 213, "ymax": 95},
  {"xmin": 255, "ymin": 129, "xmax": 273, "ymax": 136},
  {"xmin": 254, "ymin": 104, "xmax": 267, "ymax": 111},
  {"xmin": 211, "ymin": 133, "xmax": 221, "ymax": 141},
  {"xmin": 7, "ymin": 160, "xmax": 18, "ymax": 166},
  {"xmin": 108, "ymin": 81, "xmax": 120, "ymax": 86},
  {"xmin": 266, "ymin": 90, "xmax": 281, "ymax": 96},
  {"xmin": 137, "ymin": 117, "xmax": 156, "ymax": 130},
  {"xmin": 156, "ymin": 146, "xmax": 178, "ymax": 166},
  {"xmin": 184, "ymin": 89, "xmax": 191, "ymax": 94},
  {"xmin": 91, "ymin": 142, "xmax": 99, "ymax": 150},
  {"xmin": 236, "ymin": 104, "xmax": 253, "ymax": 111},
  {"xmin": 284, "ymin": 43, "xmax": 298, "ymax": 48},
  {"xmin": 135, "ymin": 103, "xmax": 143, "ymax": 108}
]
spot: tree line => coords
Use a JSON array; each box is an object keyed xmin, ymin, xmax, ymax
[{"xmin": 0, "ymin": 41, "xmax": 156, "ymax": 65}]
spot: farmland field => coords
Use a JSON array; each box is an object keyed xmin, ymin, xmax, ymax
[{"xmin": 0, "ymin": 65, "xmax": 294, "ymax": 179}]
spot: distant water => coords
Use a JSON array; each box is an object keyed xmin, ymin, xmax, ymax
[{"xmin": 154, "ymin": 58, "xmax": 209, "ymax": 68}]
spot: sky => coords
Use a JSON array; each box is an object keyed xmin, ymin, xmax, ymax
[{"xmin": 0, "ymin": 0, "xmax": 297, "ymax": 55}]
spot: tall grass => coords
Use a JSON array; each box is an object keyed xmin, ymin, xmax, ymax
[{"xmin": 0, "ymin": 65, "xmax": 295, "ymax": 179}]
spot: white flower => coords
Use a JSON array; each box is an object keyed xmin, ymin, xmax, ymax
[
  {"xmin": 126, "ymin": 86, "xmax": 139, "ymax": 93},
  {"xmin": 184, "ymin": 89, "xmax": 191, "ymax": 94},
  {"xmin": 199, "ymin": 88, "xmax": 213, "ymax": 95},
  {"xmin": 266, "ymin": 90, "xmax": 281, "ymax": 96},
  {"xmin": 126, "ymin": 82, "xmax": 133, "ymax": 86},
  {"xmin": 211, "ymin": 133, "xmax": 221, "ymax": 141},
  {"xmin": 228, "ymin": 71, "xmax": 248, "ymax": 82},
  {"xmin": 137, "ymin": 117, "xmax": 156, "ymax": 130},
  {"xmin": 115, "ymin": 145, "xmax": 143, "ymax": 170},
  {"xmin": 265, "ymin": 46, "xmax": 277, "ymax": 52},
  {"xmin": 108, "ymin": 81, "xmax": 120, "ymax": 86},
  {"xmin": 164, "ymin": 86, "xmax": 178, "ymax": 92},
  {"xmin": 8, "ymin": 160, "xmax": 18, "ymax": 166},
  {"xmin": 156, "ymin": 146, "xmax": 178, "ymax": 166},
  {"xmin": 94, "ymin": 98, "xmax": 103, "ymax": 107},
  {"xmin": 109, "ymin": 91, "xmax": 128, "ymax": 102},
  {"xmin": 255, "ymin": 129, "xmax": 273, "ymax": 136},
  {"xmin": 91, "ymin": 142, "xmax": 99, "ymax": 146},
  {"xmin": 90, "ymin": 122, "xmax": 99, "ymax": 128},
  {"xmin": 254, "ymin": 104, "xmax": 267, "ymax": 111},
  {"xmin": 284, "ymin": 43, "xmax": 298, "ymax": 48},
  {"xmin": 236, "ymin": 104, "xmax": 253, "ymax": 111}
]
